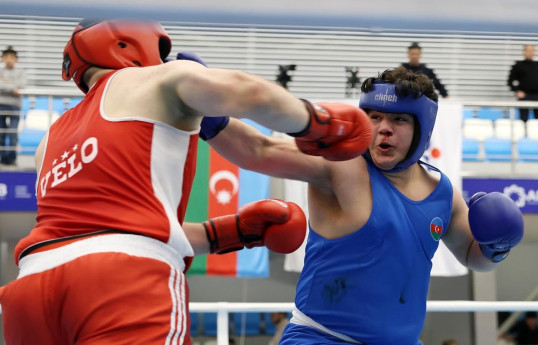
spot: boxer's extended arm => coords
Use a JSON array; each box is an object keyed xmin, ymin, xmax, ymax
[
  {"xmin": 208, "ymin": 118, "xmax": 331, "ymax": 186},
  {"xmin": 162, "ymin": 60, "xmax": 309, "ymax": 134},
  {"xmin": 183, "ymin": 199, "xmax": 306, "ymax": 255},
  {"xmin": 200, "ymin": 100, "xmax": 372, "ymax": 161},
  {"xmin": 174, "ymin": 52, "xmax": 372, "ymax": 162}
]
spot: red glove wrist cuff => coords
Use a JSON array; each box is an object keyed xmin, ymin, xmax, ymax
[
  {"xmin": 203, "ymin": 215, "xmax": 244, "ymax": 254},
  {"xmin": 287, "ymin": 99, "xmax": 319, "ymax": 138}
]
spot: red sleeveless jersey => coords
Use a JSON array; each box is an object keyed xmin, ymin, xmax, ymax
[{"xmin": 15, "ymin": 71, "xmax": 199, "ymax": 264}]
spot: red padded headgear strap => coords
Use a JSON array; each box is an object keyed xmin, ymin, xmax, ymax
[{"xmin": 62, "ymin": 20, "xmax": 172, "ymax": 93}]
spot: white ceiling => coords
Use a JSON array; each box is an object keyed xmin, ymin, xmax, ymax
[{"xmin": 2, "ymin": 0, "xmax": 538, "ymax": 32}]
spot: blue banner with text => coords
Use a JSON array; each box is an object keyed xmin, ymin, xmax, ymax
[
  {"xmin": 462, "ymin": 178, "xmax": 538, "ymax": 214},
  {"xmin": 1, "ymin": 172, "xmax": 537, "ymax": 214},
  {"xmin": 0, "ymin": 171, "xmax": 37, "ymax": 211}
]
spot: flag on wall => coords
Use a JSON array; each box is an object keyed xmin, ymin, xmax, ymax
[
  {"xmin": 185, "ymin": 120, "xmax": 271, "ymax": 278},
  {"xmin": 283, "ymin": 100, "xmax": 468, "ymax": 276}
]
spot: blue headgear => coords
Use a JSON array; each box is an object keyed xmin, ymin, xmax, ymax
[{"xmin": 359, "ymin": 83, "xmax": 438, "ymax": 172}]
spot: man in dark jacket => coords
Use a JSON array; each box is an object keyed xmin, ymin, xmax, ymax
[
  {"xmin": 401, "ymin": 42, "xmax": 449, "ymax": 98},
  {"xmin": 508, "ymin": 44, "xmax": 538, "ymax": 123},
  {"xmin": 0, "ymin": 46, "xmax": 27, "ymax": 165}
]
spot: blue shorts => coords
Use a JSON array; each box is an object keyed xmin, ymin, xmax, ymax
[
  {"xmin": 280, "ymin": 323, "xmax": 358, "ymax": 345},
  {"xmin": 279, "ymin": 323, "xmax": 423, "ymax": 345}
]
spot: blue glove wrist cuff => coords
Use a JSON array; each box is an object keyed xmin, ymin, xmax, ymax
[
  {"xmin": 200, "ymin": 116, "xmax": 230, "ymax": 141},
  {"xmin": 479, "ymin": 243, "xmax": 510, "ymax": 263}
]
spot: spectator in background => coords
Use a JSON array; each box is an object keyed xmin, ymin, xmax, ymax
[
  {"xmin": 441, "ymin": 339, "xmax": 458, "ymax": 345},
  {"xmin": 268, "ymin": 312, "xmax": 289, "ymax": 345},
  {"xmin": 500, "ymin": 311, "xmax": 538, "ymax": 345},
  {"xmin": 0, "ymin": 45, "xmax": 27, "ymax": 166},
  {"xmin": 401, "ymin": 42, "xmax": 449, "ymax": 99},
  {"xmin": 507, "ymin": 44, "xmax": 538, "ymax": 123}
]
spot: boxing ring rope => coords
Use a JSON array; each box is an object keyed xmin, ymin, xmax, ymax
[
  {"xmin": 2, "ymin": 300, "xmax": 536, "ymax": 315},
  {"xmin": 0, "ymin": 300, "xmax": 537, "ymax": 344},
  {"xmin": 187, "ymin": 301, "xmax": 538, "ymax": 345}
]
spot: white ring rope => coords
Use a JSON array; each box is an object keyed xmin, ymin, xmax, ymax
[
  {"xmin": 189, "ymin": 301, "xmax": 538, "ymax": 313},
  {"xmin": 1, "ymin": 301, "xmax": 537, "ymax": 345},
  {"xmin": 1, "ymin": 300, "xmax": 537, "ymax": 315}
]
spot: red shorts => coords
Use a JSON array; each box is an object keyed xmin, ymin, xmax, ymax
[{"xmin": 0, "ymin": 234, "xmax": 192, "ymax": 345}]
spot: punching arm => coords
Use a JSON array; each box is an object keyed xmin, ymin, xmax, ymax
[{"xmin": 173, "ymin": 51, "xmax": 371, "ymax": 159}]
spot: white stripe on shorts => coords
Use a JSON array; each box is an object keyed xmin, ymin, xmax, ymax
[
  {"xmin": 178, "ymin": 272, "xmax": 187, "ymax": 344},
  {"xmin": 166, "ymin": 268, "xmax": 187, "ymax": 345}
]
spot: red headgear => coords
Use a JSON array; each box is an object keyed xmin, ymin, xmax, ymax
[{"xmin": 62, "ymin": 19, "xmax": 172, "ymax": 93}]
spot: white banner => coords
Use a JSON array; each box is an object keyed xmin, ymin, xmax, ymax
[
  {"xmin": 282, "ymin": 178, "xmax": 309, "ymax": 272},
  {"xmin": 424, "ymin": 100, "xmax": 467, "ymax": 276},
  {"xmin": 283, "ymin": 100, "xmax": 468, "ymax": 276}
]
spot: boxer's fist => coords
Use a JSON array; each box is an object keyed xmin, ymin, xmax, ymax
[
  {"xmin": 289, "ymin": 100, "xmax": 372, "ymax": 161},
  {"xmin": 468, "ymin": 192, "xmax": 524, "ymax": 262},
  {"xmin": 263, "ymin": 202, "xmax": 307, "ymax": 253},
  {"xmin": 203, "ymin": 199, "xmax": 307, "ymax": 254}
]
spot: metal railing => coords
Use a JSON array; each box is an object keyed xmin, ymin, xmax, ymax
[{"xmin": 0, "ymin": 89, "xmax": 82, "ymax": 160}]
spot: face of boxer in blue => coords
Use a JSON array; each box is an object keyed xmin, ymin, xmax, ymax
[{"xmin": 359, "ymin": 83, "xmax": 438, "ymax": 172}]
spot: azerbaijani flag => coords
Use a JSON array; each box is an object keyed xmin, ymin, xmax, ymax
[
  {"xmin": 185, "ymin": 120, "xmax": 271, "ymax": 278},
  {"xmin": 429, "ymin": 217, "xmax": 443, "ymax": 241}
]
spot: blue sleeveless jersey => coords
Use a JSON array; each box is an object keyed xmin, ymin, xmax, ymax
[{"xmin": 289, "ymin": 160, "xmax": 453, "ymax": 345}]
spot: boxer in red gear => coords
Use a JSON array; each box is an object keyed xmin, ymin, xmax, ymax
[{"xmin": 0, "ymin": 19, "xmax": 370, "ymax": 345}]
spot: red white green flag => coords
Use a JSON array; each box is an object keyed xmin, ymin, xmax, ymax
[{"xmin": 185, "ymin": 121, "xmax": 270, "ymax": 277}]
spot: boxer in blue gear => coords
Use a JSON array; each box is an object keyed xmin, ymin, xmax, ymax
[{"xmin": 202, "ymin": 67, "xmax": 524, "ymax": 344}]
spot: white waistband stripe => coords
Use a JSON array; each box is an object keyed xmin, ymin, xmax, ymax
[
  {"xmin": 17, "ymin": 234, "xmax": 186, "ymax": 279},
  {"xmin": 290, "ymin": 307, "xmax": 363, "ymax": 344}
]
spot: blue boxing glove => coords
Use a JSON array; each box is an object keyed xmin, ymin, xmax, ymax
[
  {"xmin": 176, "ymin": 51, "xmax": 207, "ymax": 67},
  {"xmin": 175, "ymin": 51, "xmax": 229, "ymax": 140},
  {"xmin": 468, "ymin": 192, "xmax": 524, "ymax": 262}
]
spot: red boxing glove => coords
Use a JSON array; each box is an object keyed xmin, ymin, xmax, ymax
[
  {"xmin": 289, "ymin": 100, "xmax": 372, "ymax": 161},
  {"xmin": 203, "ymin": 199, "xmax": 307, "ymax": 254}
]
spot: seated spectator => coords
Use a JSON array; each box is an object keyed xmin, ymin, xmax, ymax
[
  {"xmin": 442, "ymin": 339, "xmax": 458, "ymax": 345},
  {"xmin": 268, "ymin": 312, "xmax": 289, "ymax": 345},
  {"xmin": 500, "ymin": 311, "xmax": 538, "ymax": 345}
]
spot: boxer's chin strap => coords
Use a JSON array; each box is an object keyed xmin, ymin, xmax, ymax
[{"xmin": 362, "ymin": 149, "xmax": 438, "ymax": 173}]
